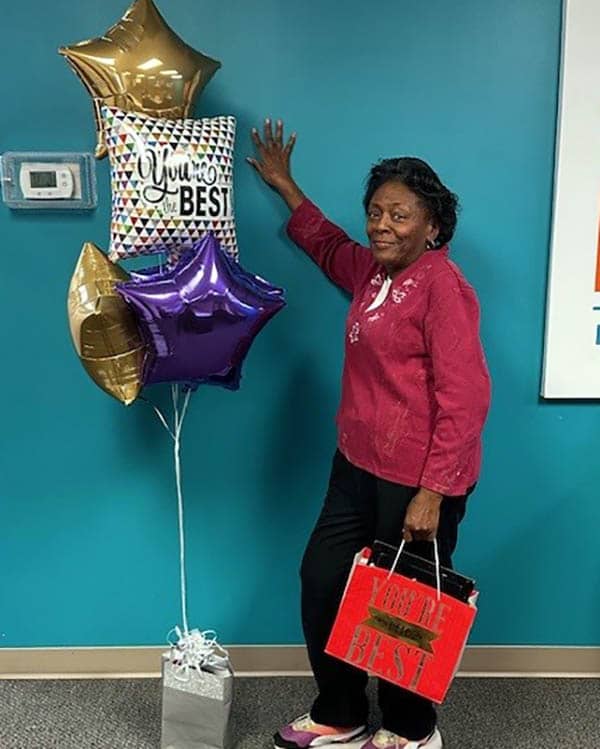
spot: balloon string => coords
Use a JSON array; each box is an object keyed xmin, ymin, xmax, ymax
[
  {"xmin": 142, "ymin": 385, "xmax": 193, "ymax": 634},
  {"xmin": 140, "ymin": 396, "xmax": 175, "ymax": 439},
  {"xmin": 173, "ymin": 384, "xmax": 192, "ymax": 634}
]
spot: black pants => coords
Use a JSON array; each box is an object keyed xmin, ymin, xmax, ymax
[{"xmin": 300, "ymin": 450, "xmax": 468, "ymax": 741}]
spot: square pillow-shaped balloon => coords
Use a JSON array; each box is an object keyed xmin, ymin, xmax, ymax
[{"xmin": 102, "ymin": 106, "xmax": 238, "ymax": 263}]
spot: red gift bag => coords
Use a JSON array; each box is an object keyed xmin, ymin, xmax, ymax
[{"xmin": 325, "ymin": 543, "xmax": 478, "ymax": 704}]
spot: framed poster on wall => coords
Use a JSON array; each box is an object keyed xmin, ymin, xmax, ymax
[{"xmin": 541, "ymin": 0, "xmax": 600, "ymax": 398}]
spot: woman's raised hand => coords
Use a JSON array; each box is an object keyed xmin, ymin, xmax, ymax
[{"xmin": 247, "ymin": 118, "xmax": 305, "ymax": 211}]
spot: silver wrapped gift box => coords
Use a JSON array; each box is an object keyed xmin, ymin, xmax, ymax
[{"xmin": 161, "ymin": 652, "xmax": 234, "ymax": 749}]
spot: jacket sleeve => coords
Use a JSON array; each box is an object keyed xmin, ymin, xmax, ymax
[
  {"xmin": 420, "ymin": 270, "xmax": 491, "ymax": 496},
  {"xmin": 287, "ymin": 199, "xmax": 375, "ymax": 294}
]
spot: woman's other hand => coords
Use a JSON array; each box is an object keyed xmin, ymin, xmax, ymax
[
  {"xmin": 403, "ymin": 488, "xmax": 443, "ymax": 542},
  {"xmin": 247, "ymin": 118, "xmax": 305, "ymax": 211}
]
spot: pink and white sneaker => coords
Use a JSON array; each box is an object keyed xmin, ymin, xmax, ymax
[
  {"xmin": 274, "ymin": 713, "xmax": 369, "ymax": 749},
  {"xmin": 359, "ymin": 728, "xmax": 443, "ymax": 749}
]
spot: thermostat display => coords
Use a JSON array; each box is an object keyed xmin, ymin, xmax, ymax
[
  {"xmin": 19, "ymin": 163, "xmax": 74, "ymax": 199},
  {"xmin": 30, "ymin": 171, "xmax": 57, "ymax": 188}
]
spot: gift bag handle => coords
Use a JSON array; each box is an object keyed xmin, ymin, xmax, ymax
[{"xmin": 385, "ymin": 538, "xmax": 442, "ymax": 602}]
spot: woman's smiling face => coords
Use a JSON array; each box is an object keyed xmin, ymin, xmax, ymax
[{"xmin": 366, "ymin": 180, "xmax": 439, "ymax": 277}]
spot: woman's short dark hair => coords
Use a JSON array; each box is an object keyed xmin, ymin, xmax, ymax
[{"xmin": 363, "ymin": 157, "xmax": 459, "ymax": 248}]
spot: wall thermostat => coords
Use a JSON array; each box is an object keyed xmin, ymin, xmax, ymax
[
  {"xmin": 19, "ymin": 163, "xmax": 75, "ymax": 200},
  {"xmin": 0, "ymin": 152, "xmax": 97, "ymax": 210}
]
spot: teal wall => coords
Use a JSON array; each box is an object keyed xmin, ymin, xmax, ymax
[{"xmin": 2, "ymin": 0, "xmax": 585, "ymax": 649}]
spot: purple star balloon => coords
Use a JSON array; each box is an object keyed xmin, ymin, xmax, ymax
[{"xmin": 117, "ymin": 234, "xmax": 285, "ymax": 389}]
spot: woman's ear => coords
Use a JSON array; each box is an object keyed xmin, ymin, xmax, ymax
[{"xmin": 427, "ymin": 223, "xmax": 440, "ymax": 246}]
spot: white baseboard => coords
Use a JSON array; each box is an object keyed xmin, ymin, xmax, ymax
[{"xmin": 1, "ymin": 645, "xmax": 600, "ymax": 680}]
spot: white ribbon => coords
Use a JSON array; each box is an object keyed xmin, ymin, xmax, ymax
[
  {"xmin": 172, "ymin": 384, "xmax": 192, "ymax": 634},
  {"xmin": 167, "ymin": 626, "xmax": 230, "ymax": 680},
  {"xmin": 144, "ymin": 384, "xmax": 229, "ymax": 679},
  {"xmin": 144, "ymin": 384, "xmax": 193, "ymax": 635}
]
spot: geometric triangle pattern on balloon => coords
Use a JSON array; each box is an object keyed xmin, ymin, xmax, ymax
[{"xmin": 103, "ymin": 106, "xmax": 238, "ymax": 263}]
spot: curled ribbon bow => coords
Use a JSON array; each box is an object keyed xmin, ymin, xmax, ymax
[{"xmin": 167, "ymin": 626, "xmax": 230, "ymax": 680}]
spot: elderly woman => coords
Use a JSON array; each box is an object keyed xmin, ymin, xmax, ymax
[{"xmin": 248, "ymin": 120, "xmax": 491, "ymax": 749}]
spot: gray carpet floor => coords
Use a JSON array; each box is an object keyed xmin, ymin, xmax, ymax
[{"xmin": 0, "ymin": 676, "xmax": 598, "ymax": 749}]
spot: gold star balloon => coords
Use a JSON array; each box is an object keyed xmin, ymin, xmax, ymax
[
  {"xmin": 68, "ymin": 242, "xmax": 146, "ymax": 405},
  {"xmin": 59, "ymin": 0, "xmax": 221, "ymax": 158}
]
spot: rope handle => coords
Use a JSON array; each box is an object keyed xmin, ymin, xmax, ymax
[{"xmin": 385, "ymin": 538, "xmax": 442, "ymax": 602}]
